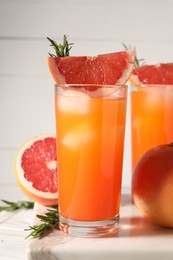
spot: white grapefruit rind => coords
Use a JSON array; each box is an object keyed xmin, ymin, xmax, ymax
[
  {"xmin": 48, "ymin": 57, "xmax": 66, "ymax": 84},
  {"xmin": 15, "ymin": 133, "xmax": 58, "ymax": 199},
  {"xmin": 117, "ymin": 48, "xmax": 136, "ymax": 85},
  {"xmin": 128, "ymin": 74, "xmax": 142, "ymax": 85}
]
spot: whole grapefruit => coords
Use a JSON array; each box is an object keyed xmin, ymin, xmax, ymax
[{"xmin": 132, "ymin": 143, "xmax": 173, "ymax": 228}]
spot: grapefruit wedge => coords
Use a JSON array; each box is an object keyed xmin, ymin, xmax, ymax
[
  {"xmin": 130, "ymin": 63, "xmax": 173, "ymax": 84},
  {"xmin": 14, "ymin": 134, "xmax": 58, "ymax": 206},
  {"xmin": 47, "ymin": 49, "xmax": 136, "ymax": 85}
]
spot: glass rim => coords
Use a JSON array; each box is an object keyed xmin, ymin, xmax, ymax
[
  {"xmin": 54, "ymin": 83, "xmax": 128, "ymax": 88},
  {"xmin": 130, "ymin": 84, "xmax": 173, "ymax": 88}
]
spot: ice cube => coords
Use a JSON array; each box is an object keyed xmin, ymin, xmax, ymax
[
  {"xmin": 62, "ymin": 123, "xmax": 95, "ymax": 149},
  {"xmin": 57, "ymin": 89, "xmax": 90, "ymax": 115},
  {"xmin": 145, "ymin": 86, "xmax": 165, "ymax": 110},
  {"xmin": 164, "ymin": 85, "xmax": 173, "ymax": 104},
  {"xmin": 85, "ymin": 87, "xmax": 118, "ymax": 98}
]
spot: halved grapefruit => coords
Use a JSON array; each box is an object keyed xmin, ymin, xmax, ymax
[
  {"xmin": 130, "ymin": 63, "xmax": 173, "ymax": 84},
  {"xmin": 47, "ymin": 50, "xmax": 136, "ymax": 85},
  {"xmin": 14, "ymin": 134, "xmax": 58, "ymax": 206}
]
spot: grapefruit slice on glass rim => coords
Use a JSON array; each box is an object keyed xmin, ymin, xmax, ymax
[
  {"xmin": 47, "ymin": 48, "xmax": 136, "ymax": 85},
  {"xmin": 130, "ymin": 63, "xmax": 173, "ymax": 85},
  {"xmin": 14, "ymin": 134, "xmax": 58, "ymax": 206}
]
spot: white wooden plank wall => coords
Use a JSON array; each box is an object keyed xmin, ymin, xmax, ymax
[{"xmin": 1, "ymin": 0, "xmax": 173, "ymax": 200}]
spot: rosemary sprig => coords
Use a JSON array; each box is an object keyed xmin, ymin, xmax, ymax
[
  {"xmin": 0, "ymin": 200, "xmax": 34, "ymax": 211},
  {"xmin": 0, "ymin": 200, "xmax": 59, "ymax": 239},
  {"xmin": 25, "ymin": 206, "xmax": 59, "ymax": 239},
  {"xmin": 47, "ymin": 34, "xmax": 73, "ymax": 57},
  {"xmin": 122, "ymin": 43, "xmax": 146, "ymax": 68}
]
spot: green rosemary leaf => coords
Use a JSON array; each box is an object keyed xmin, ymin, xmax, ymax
[
  {"xmin": 0, "ymin": 200, "xmax": 34, "ymax": 211},
  {"xmin": 25, "ymin": 206, "xmax": 59, "ymax": 239},
  {"xmin": 122, "ymin": 43, "xmax": 146, "ymax": 68},
  {"xmin": 47, "ymin": 35, "xmax": 74, "ymax": 57}
]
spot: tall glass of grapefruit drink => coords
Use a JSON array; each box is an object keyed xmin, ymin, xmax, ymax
[
  {"xmin": 47, "ymin": 35, "xmax": 135, "ymax": 237},
  {"xmin": 55, "ymin": 84, "xmax": 127, "ymax": 237},
  {"xmin": 131, "ymin": 84, "xmax": 173, "ymax": 172}
]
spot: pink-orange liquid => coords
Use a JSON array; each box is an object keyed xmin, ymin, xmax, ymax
[
  {"xmin": 55, "ymin": 87, "xmax": 127, "ymax": 221},
  {"xmin": 131, "ymin": 85, "xmax": 173, "ymax": 171}
]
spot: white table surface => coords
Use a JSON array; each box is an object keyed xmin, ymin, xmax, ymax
[{"xmin": 1, "ymin": 188, "xmax": 173, "ymax": 260}]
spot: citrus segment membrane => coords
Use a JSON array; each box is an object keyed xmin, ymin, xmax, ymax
[{"xmin": 21, "ymin": 138, "xmax": 57, "ymax": 193}]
